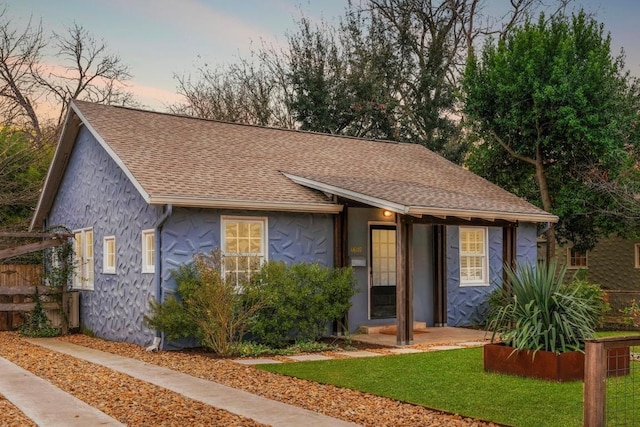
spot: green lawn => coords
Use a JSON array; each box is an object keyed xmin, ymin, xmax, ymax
[{"xmin": 259, "ymin": 332, "xmax": 640, "ymax": 427}]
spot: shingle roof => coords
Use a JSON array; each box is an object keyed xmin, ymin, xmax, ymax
[{"xmin": 31, "ymin": 100, "xmax": 557, "ymax": 229}]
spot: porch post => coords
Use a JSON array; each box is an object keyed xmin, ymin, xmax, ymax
[
  {"xmin": 396, "ymin": 215, "xmax": 413, "ymax": 346},
  {"xmin": 433, "ymin": 225, "xmax": 447, "ymax": 327},
  {"xmin": 502, "ymin": 224, "xmax": 517, "ymax": 293},
  {"xmin": 333, "ymin": 206, "xmax": 349, "ymax": 335}
]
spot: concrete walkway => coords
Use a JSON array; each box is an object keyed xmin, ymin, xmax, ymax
[
  {"xmin": 24, "ymin": 338, "xmax": 361, "ymax": 427},
  {"xmin": 0, "ymin": 355, "xmax": 124, "ymax": 427}
]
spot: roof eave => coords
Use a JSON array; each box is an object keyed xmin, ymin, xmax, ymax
[
  {"xmin": 29, "ymin": 108, "xmax": 83, "ymax": 231},
  {"xmin": 284, "ymin": 172, "xmax": 559, "ymax": 223},
  {"xmin": 149, "ymin": 196, "xmax": 343, "ymax": 214},
  {"xmin": 406, "ymin": 207, "xmax": 559, "ymax": 223}
]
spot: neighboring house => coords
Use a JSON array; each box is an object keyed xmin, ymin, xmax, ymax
[
  {"xmin": 31, "ymin": 100, "xmax": 557, "ymax": 348},
  {"xmin": 541, "ymin": 238, "xmax": 640, "ymax": 314}
]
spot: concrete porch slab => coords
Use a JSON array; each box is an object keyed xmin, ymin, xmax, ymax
[
  {"xmin": 350, "ymin": 326, "xmax": 488, "ymax": 348},
  {"xmin": 358, "ymin": 322, "xmax": 427, "ymax": 334}
]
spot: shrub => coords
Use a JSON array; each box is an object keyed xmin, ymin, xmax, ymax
[
  {"xmin": 245, "ymin": 261, "xmax": 356, "ymax": 348},
  {"xmin": 620, "ymin": 299, "xmax": 640, "ymax": 327},
  {"xmin": 561, "ymin": 277, "xmax": 610, "ymax": 328},
  {"xmin": 19, "ymin": 287, "xmax": 60, "ymax": 338},
  {"xmin": 144, "ymin": 251, "xmax": 265, "ymax": 355},
  {"xmin": 486, "ymin": 261, "xmax": 600, "ymax": 354}
]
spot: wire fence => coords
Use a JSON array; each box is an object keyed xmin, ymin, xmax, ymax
[
  {"xmin": 584, "ymin": 337, "xmax": 640, "ymax": 427},
  {"xmin": 606, "ymin": 346, "xmax": 639, "ymax": 426}
]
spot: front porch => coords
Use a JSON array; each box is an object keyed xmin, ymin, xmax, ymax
[{"xmin": 348, "ymin": 325, "xmax": 489, "ymax": 348}]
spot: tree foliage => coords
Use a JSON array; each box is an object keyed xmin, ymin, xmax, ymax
[
  {"xmin": 0, "ymin": 127, "xmax": 50, "ymax": 230},
  {"xmin": 463, "ymin": 11, "xmax": 640, "ymax": 252},
  {"xmin": 173, "ymin": 0, "xmax": 568, "ymax": 163}
]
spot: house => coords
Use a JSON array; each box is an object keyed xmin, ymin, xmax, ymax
[
  {"xmin": 30, "ymin": 100, "xmax": 558, "ymax": 348},
  {"xmin": 540, "ymin": 237, "xmax": 640, "ymax": 316}
]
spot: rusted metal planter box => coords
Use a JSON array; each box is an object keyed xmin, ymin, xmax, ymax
[
  {"xmin": 484, "ymin": 344, "xmax": 630, "ymax": 381},
  {"xmin": 483, "ymin": 343, "xmax": 584, "ymax": 382}
]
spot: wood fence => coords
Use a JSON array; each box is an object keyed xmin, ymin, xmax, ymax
[
  {"xmin": 0, "ymin": 264, "xmax": 78, "ymax": 331},
  {"xmin": 0, "ymin": 264, "xmax": 43, "ymax": 330}
]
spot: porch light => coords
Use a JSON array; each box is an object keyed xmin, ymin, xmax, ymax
[{"xmin": 382, "ymin": 210, "xmax": 393, "ymax": 218}]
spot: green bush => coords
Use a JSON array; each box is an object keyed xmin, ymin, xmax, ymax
[
  {"xmin": 144, "ymin": 251, "xmax": 265, "ymax": 355},
  {"xmin": 561, "ymin": 277, "xmax": 610, "ymax": 328},
  {"xmin": 19, "ymin": 287, "xmax": 60, "ymax": 338},
  {"xmin": 486, "ymin": 261, "xmax": 600, "ymax": 354},
  {"xmin": 245, "ymin": 261, "xmax": 356, "ymax": 348}
]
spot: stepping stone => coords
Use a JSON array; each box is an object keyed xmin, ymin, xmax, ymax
[
  {"xmin": 429, "ymin": 345, "xmax": 464, "ymax": 351},
  {"xmin": 285, "ymin": 354, "xmax": 333, "ymax": 362},
  {"xmin": 232, "ymin": 358, "xmax": 282, "ymax": 365},
  {"xmin": 457, "ymin": 341, "xmax": 488, "ymax": 347},
  {"xmin": 388, "ymin": 348, "xmax": 423, "ymax": 354},
  {"xmin": 334, "ymin": 351, "xmax": 382, "ymax": 358}
]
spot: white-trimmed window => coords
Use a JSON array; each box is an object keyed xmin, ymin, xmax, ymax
[
  {"xmin": 459, "ymin": 227, "xmax": 489, "ymax": 286},
  {"xmin": 635, "ymin": 244, "xmax": 640, "ymax": 269},
  {"xmin": 222, "ymin": 216, "xmax": 267, "ymax": 286},
  {"xmin": 73, "ymin": 228, "xmax": 94, "ymax": 290},
  {"xmin": 568, "ymin": 247, "xmax": 588, "ymax": 269},
  {"xmin": 103, "ymin": 236, "xmax": 116, "ymax": 274},
  {"xmin": 141, "ymin": 229, "xmax": 155, "ymax": 273}
]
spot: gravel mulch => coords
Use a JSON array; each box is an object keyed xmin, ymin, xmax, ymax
[
  {"xmin": 0, "ymin": 331, "xmax": 498, "ymax": 426},
  {"xmin": 0, "ymin": 394, "xmax": 36, "ymax": 427},
  {"xmin": 55, "ymin": 333, "xmax": 496, "ymax": 427},
  {"xmin": 0, "ymin": 332, "xmax": 264, "ymax": 427}
]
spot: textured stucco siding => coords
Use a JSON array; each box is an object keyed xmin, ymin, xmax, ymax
[
  {"xmin": 47, "ymin": 126, "xmax": 159, "ymax": 346},
  {"xmin": 447, "ymin": 222, "xmax": 539, "ymax": 326},
  {"xmin": 160, "ymin": 208, "xmax": 334, "ymax": 296}
]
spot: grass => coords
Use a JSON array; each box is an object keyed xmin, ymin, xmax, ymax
[
  {"xmin": 259, "ymin": 331, "xmax": 640, "ymax": 427},
  {"xmin": 261, "ymin": 347, "xmax": 582, "ymax": 426}
]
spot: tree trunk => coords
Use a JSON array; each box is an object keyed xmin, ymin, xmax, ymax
[{"xmin": 534, "ymin": 144, "xmax": 555, "ymax": 261}]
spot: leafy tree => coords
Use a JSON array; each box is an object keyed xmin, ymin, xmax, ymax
[
  {"xmin": 173, "ymin": 1, "xmax": 569, "ymax": 163},
  {"xmin": 463, "ymin": 11, "xmax": 640, "ymax": 257},
  {"xmin": 0, "ymin": 127, "xmax": 50, "ymax": 230}
]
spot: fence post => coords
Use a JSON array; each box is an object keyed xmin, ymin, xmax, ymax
[{"xmin": 584, "ymin": 340, "xmax": 607, "ymax": 427}]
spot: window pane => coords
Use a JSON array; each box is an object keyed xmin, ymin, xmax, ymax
[
  {"xmin": 86, "ymin": 231, "xmax": 93, "ymax": 258},
  {"xmin": 371, "ymin": 228, "xmax": 396, "ymax": 287},
  {"xmin": 238, "ymin": 223, "xmax": 250, "ymax": 238},
  {"xmin": 226, "ymin": 236, "xmax": 238, "ymax": 252},
  {"xmin": 249, "ymin": 237, "xmax": 261, "ymax": 253},
  {"xmin": 223, "ymin": 219, "xmax": 265, "ymax": 286},
  {"xmin": 239, "ymin": 237, "xmax": 249, "ymax": 253},
  {"xmin": 460, "ymin": 228, "xmax": 486, "ymax": 284}
]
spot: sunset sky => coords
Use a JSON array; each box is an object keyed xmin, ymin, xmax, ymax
[{"xmin": 9, "ymin": 0, "xmax": 640, "ymax": 112}]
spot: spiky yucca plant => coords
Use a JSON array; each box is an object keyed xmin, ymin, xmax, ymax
[{"xmin": 487, "ymin": 262, "xmax": 599, "ymax": 354}]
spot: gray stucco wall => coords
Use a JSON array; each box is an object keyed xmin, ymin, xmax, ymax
[
  {"xmin": 160, "ymin": 208, "xmax": 334, "ymax": 296},
  {"xmin": 446, "ymin": 222, "xmax": 538, "ymax": 326},
  {"xmin": 47, "ymin": 126, "xmax": 159, "ymax": 346}
]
